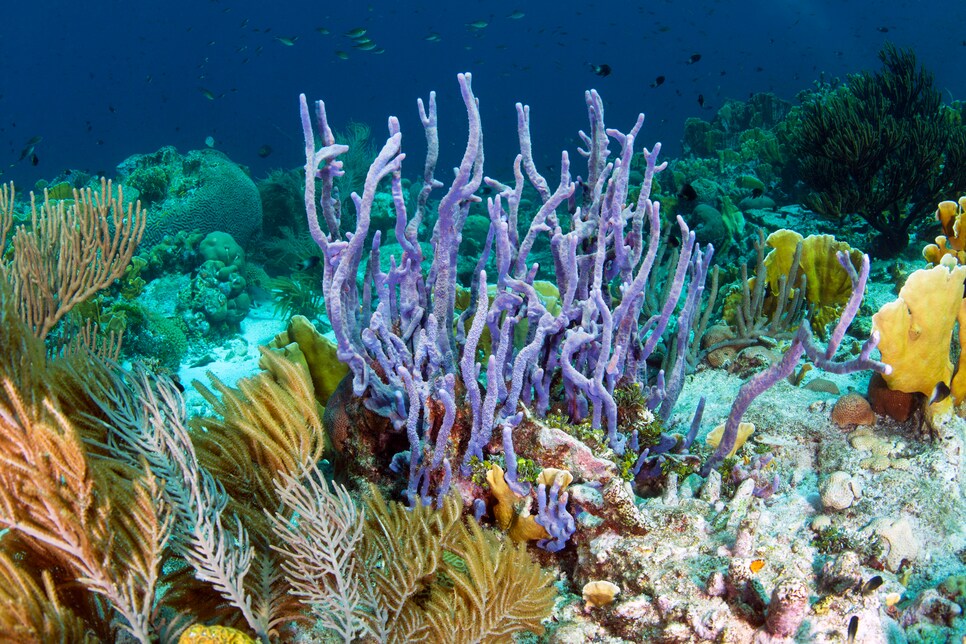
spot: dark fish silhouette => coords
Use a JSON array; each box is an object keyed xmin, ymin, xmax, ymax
[
  {"xmin": 18, "ymin": 135, "xmax": 41, "ymax": 161},
  {"xmin": 589, "ymin": 63, "xmax": 612, "ymax": 77},
  {"xmin": 686, "ymin": 53, "xmax": 701, "ymax": 64},
  {"xmin": 860, "ymin": 575, "xmax": 883, "ymax": 594},
  {"xmin": 846, "ymin": 615, "xmax": 858, "ymax": 644},
  {"xmin": 650, "ymin": 75, "xmax": 665, "ymax": 88},
  {"xmin": 257, "ymin": 144, "xmax": 273, "ymax": 158},
  {"xmin": 679, "ymin": 183, "xmax": 697, "ymax": 201},
  {"xmin": 877, "ymin": 26, "xmax": 889, "ymax": 33},
  {"xmin": 697, "ymin": 94, "xmax": 705, "ymax": 107},
  {"xmin": 929, "ymin": 381, "xmax": 951, "ymax": 407}
]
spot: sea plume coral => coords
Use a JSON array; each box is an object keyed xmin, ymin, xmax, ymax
[{"xmin": 270, "ymin": 465, "xmax": 557, "ymax": 643}]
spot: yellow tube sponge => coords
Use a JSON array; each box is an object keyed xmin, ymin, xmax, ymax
[
  {"xmin": 872, "ymin": 260, "xmax": 966, "ymax": 396},
  {"xmin": 266, "ymin": 315, "xmax": 349, "ymax": 405},
  {"xmin": 923, "ymin": 197, "xmax": 966, "ymax": 265},
  {"xmin": 486, "ymin": 464, "xmax": 549, "ymax": 543}
]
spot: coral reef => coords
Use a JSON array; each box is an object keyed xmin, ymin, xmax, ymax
[
  {"xmin": 117, "ymin": 146, "xmax": 263, "ymax": 248},
  {"xmin": 7, "ymin": 64, "xmax": 966, "ymax": 643}
]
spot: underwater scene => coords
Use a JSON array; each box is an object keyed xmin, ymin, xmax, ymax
[{"xmin": 4, "ymin": 0, "xmax": 966, "ymax": 642}]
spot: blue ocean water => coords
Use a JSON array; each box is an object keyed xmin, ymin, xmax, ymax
[{"xmin": 2, "ymin": 0, "xmax": 963, "ymax": 187}]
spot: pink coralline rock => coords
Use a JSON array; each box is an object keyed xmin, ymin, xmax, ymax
[
  {"xmin": 515, "ymin": 415, "xmax": 619, "ymax": 484},
  {"xmin": 765, "ymin": 576, "xmax": 810, "ymax": 637},
  {"xmin": 901, "ymin": 589, "xmax": 961, "ymax": 628}
]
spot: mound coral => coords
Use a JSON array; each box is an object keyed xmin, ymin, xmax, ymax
[
  {"xmin": 830, "ymin": 393, "xmax": 876, "ymax": 428},
  {"xmin": 118, "ymin": 147, "xmax": 263, "ymax": 248}
]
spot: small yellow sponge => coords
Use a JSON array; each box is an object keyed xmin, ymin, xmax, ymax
[{"xmin": 178, "ymin": 625, "xmax": 256, "ymax": 644}]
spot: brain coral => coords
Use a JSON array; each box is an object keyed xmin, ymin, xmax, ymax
[
  {"xmin": 116, "ymin": 146, "xmax": 263, "ymax": 249},
  {"xmin": 830, "ymin": 393, "xmax": 876, "ymax": 428}
]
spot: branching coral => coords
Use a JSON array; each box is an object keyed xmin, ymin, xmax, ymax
[
  {"xmin": 0, "ymin": 178, "xmax": 145, "ymax": 342},
  {"xmin": 302, "ymin": 72, "xmax": 712, "ymax": 516}
]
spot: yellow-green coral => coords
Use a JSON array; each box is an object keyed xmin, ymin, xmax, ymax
[
  {"xmin": 178, "ymin": 625, "xmax": 256, "ymax": 644},
  {"xmin": 763, "ymin": 229, "xmax": 863, "ymax": 332},
  {"xmin": 267, "ymin": 315, "xmax": 349, "ymax": 405}
]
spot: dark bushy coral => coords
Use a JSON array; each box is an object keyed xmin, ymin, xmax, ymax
[{"xmin": 788, "ymin": 43, "xmax": 966, "ymax": 256}]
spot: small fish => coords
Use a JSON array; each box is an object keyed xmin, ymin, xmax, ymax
[
  {"xmin": 171, "ymin": 375, "xmax": 186, "ymax": 393},
  {"xmin": 861, "ymin": 575, "xmax": 884, "ymax": 594},
  {"xmin": 354, "ymin": 41, "xmax": 378, "ymax": 50},
  {"xmin": 507, "ymin": 10, "xmax": 525, "ymax": 19},
  {"xmin": 697, "ymin": 94, "xmax": 705, "ymax": 107},
  {"xmin": 315, "ymin": 26, "xmax": 330, "ymax": 35},
  {"xmin": 751, "ymin": 187, "xmax": 763, "ymax": 198},
  {"xmin": 345, "ymin": 27, "xmax": 367, "ymax": 38},
  {"xmin": 18, "ymin": 135, "xmax": 41, "ymax": 161},
  {"xmin": 30, "ymin": 153, "xmax": 39, "ymax": 166},
  {"xmin": 846, "ymin": 615, "xmax": 858, "ymax": 644},
  {"xmin": 749, "ymin": 559, "xmax": 765, "ymax": 573},
  {"xmin": 205, "ymin": 135, "xmax": 216, "ymax": 148},
  {"xmin": 466, "ymin": 20, "xmax": 489, "ymax": 30},
  {"xmin": 589, "ymin": 63, "xmax": 612, "ymax": 77},
  {"xmin": 929, "ymin": 381, "xmax": 951, "ymax": 406},
  {"xmin": 371, "ymin": 47, "xmax": 386, "ymax": 54},
  {"xmin": 686, "ymin": 53, "xmax": 702, "ymax": 64},
  {"xmin": 299, "ymin": 256, "xmax": 321, "ymax": 270},
  {"xmin": 335, "ymin": 50, "xmax": 349, "ymax": 60},
  {"xmin": 257, "ymin": 144, "xmax": 272, "ymax": 158},
  {"xmin": 275, "ymin": 36, "xmax": 298, "ymax": 46},
  {"xmin": 199, "ymin": 87, "xmax": 217, "ymax": 100},
  {"xmin": 679, "ymin": 183, "xmax": 697, "ymax": 201},
  {"xmin": 425, "ymin": 32, "xmax": 441, "ymax": 42},
  {"xmin": 877, "ymin": 26, "xmax": 889, "ymax": 33},
  {"xmin": 650, "ymin": 75, "xmax": 665, "ymax": 88},
  {"xmin": 190, "ymin": 354, "xmax": 216, "ymax": 368}
]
